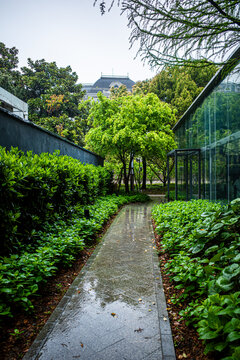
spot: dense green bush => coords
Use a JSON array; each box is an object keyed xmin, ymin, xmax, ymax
[
  {"xmin": 0, "ymin": 193, "xmax": 149, "ymax": 319},
  {"xmin": 0, "ymin": 146, "xmax": 112, "ymax": 255},
  {"xmin": 152, "ymin": 199, "xmax": 240, "ymax": 360}
]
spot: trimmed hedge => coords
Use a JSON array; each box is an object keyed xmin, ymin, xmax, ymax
[{"xmin": 0, "ymin": 146, "xmax": 112, "ymax": 255}]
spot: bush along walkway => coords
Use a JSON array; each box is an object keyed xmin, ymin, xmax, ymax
[
  {"xmin": 152, "ymin": 199, "xmax": 240, "ymax": 360},
  {"xmin": 24, "ymin": 197, "xmax": 175, "ymax": 360}
]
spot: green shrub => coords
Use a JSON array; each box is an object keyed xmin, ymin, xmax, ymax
[
  {"xmin": 0, "ymin": 146, "xmax": 112, "ymax": 255},
  {"xmin": 152, "ymin": 199, "xmax": 240, "ymax": 359}
]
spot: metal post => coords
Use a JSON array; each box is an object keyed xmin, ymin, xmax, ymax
[
  {"xmin": 130, "ymin": 156, "xmax": 134, "ymax": 192},
  {"xmin": 190, "ymin": 159, "xmax": 193, "ymax": 199},
  {"xmin": 167, "ymin": 155, "xmax": 170, "ymax": 202},
  {"xmin": 175, "ymin": 151, "xmax": 178, "ymax": 201},
  {"xmin": 186, "ymin": 154, "xmax": 188, "ymax": 201},
  {"xmin": 198, "ymin": 150, "xmax": 201, "ymax": 199}
]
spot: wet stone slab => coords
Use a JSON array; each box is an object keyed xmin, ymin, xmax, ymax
[{"xmin": 24, "ymin": 198, "xmax": 176, "ymax": 360}]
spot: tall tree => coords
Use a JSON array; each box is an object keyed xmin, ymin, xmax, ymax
[
  {"xmin": 85, "ymin": 92, "xmax": 175, "ymax": 192},
  {"xmin": 0, "ymin": 42, "xmax": 23, "ymax": 97},
  {"xmin": 21, "ymin": 59, "xmax": 85, "ymax": 119},
  {"xmin": 0, "ymin": 42, "xmax": 18, "ymax": 70},
  {"xmin": 20, "ymin": 58, "xmax": 88, "ymax": 145},
  {"xmin": 136, "ymin": 63, "xmax": 218, "ymax": 119},
  {"xmin": 95, "ymin": 1, "xmax": 240, "ymax": 68},
  {"xmin": 0, "ymin": 43, "xmax": 91, "ymax": 147}
]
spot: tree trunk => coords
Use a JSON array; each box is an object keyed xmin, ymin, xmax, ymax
[
  {"xmin": 117, "ymin": 168, "xmax": 123, "ymax": 194},
  {"xmin": 123, "ymin": 162, "xmax": 129, "ymax": 193},
  {"xmin": 142, "ymin": 157, "xmax": 147, "ymax": 190}
]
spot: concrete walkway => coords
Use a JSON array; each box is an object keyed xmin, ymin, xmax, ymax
[{"xmin": 24, "ymin": 198, "xmax": 175, "ymax": 360}]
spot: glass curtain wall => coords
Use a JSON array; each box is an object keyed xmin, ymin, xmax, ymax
[{"xmin": 175, "ymin": 64, "xmax": 240, "ymax": 202}]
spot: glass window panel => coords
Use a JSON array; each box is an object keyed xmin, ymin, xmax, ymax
[{"xmin": 174, "ymin": 63, "xmax": 240, "ymax": 202}]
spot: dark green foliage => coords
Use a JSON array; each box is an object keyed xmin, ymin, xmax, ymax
[
  {"xmin": 152, "ymin": 199, "xmax": 240, "ymax": 359},
  {"xmin": 148, "ymin": 64, "xmax": 218, "ymax": 119},
  {"xmin": 0, "ymin": 42, "xmax": 25, "ymax": 99},
  {"xmin": 168, "ymin": 190, "xmax": 186, "ymax": 201},
  {"xmin": 0, "ymin": 193, "xmax": 149, "ymax": 319},
  {"xmin": 0, "ymin": 43, "xmax": 89, "ymax": 146},
  {"xmin": 0, "ymin": 146, "xmax": 112, "ymax": 255}
]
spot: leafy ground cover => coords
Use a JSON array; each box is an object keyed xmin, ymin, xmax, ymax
[
  {"xmin": 153, "ymin": 224, "xmax": 213, "ymax": 360},
  {"xmin": 0, "ymin": 193, "xmax": 149, "ymax": 320},
  {"xmin": 152, "ymin": 199, "xmax": 240, "ymax": 360}
]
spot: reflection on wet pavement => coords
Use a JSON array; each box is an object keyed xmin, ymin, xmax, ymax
[{"xmin": 24, "ymin": 197, "xmax": 175, "ymax": 360}]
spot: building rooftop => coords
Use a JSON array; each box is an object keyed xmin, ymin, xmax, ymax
[{"xmin": 93, "ymin": 75, "xmax": 135, "ymax": 89}]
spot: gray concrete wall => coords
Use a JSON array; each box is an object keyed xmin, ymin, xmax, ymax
[{"xmin": 0, "ymin": 108, "xmax": 103, "ymax": 166}]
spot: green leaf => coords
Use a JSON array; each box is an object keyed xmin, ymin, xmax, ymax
[
  {"xmin": 224, "ymin": 318, "xmax": 240, "ymax": 333},
  {"xmin": 211, "ymin": 222, "xmax": 224, "ymax": 231},
  {"xmin": 199, "ymin": 330, "xmax": 219, "ymax": 339},
  {"xmin": 213, "ymin": 342, "xmax": 228, "ymax": 352},
  {"xmin": 222, "ymin": 264, "xmax": 240, "ymax": 280},
  {"xmin": 216, "ymin": 276, "xmax": 234, "ymax": 291},
  {"xmin": 0, "ymin": 288, "xmax": 14, "ymax": 294},
  {"xmin": 232, "ymin": 346, "xmax": 240, "ymax": 360},
  {"xmin": 217, "ymin": 308, "xmax": 235, "ymax": 316},
  {"xmin": 191, "ymin": 243, "xmax": 205, "ymax": 254},
  {"xmin": 209, "ymin": 249, "xmax": 224, "ymax": 263},
  {"xmin": 208, "ymin": 312, "xmax": 222, "ymax": 330},
  {"xmin": 204, "ymin": 245, "xmax": 219, "ymax": 255},
  {"xmin": 227, "ymin": 331, "xmax": 240, "ymax": 342}
]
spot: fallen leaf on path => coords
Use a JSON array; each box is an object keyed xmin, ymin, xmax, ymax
[
  {"xmin": 111, "ymin": 312, "xmax": 117, "ymax": 317},
  {"xmin": 134, "ymin": 328, "xmax": 143, "ymax": 333},
  {"xmin": 80, "ymin": 343, "xmax": 84, "ymax": 348},
  {"xmin": 178, "ymin": 353, "xmax": 187, "ymax": 359}
]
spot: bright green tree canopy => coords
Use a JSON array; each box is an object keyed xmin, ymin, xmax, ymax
[{"xmin": 85, "ymin": 92, "xmax": 176, "ymax": 191}]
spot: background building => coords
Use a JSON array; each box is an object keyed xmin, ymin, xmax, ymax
[
  {"xmin": 0, "ymin": 87, "xmax": 28, "ymax": 121},
  {"xmin": 168, "ymin": 47, "xmax": 240, "ymax": 202},
  {"xmin": 82, "ymin": 74, "xmax": 135, "ymax": 100}
]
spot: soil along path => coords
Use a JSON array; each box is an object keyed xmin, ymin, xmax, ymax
[{"xmin": 24, "ymin": 198, "xmax": 175, "ymax": 360}]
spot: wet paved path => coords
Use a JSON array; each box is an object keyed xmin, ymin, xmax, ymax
[{"xmin": 24, "ymin": 198, "xmax": 175, "ymax": 360}]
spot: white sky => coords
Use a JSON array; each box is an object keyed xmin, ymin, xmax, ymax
[{"xmin": 1, "ymin": 0, "xmax": 156, "ymax": 84}]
